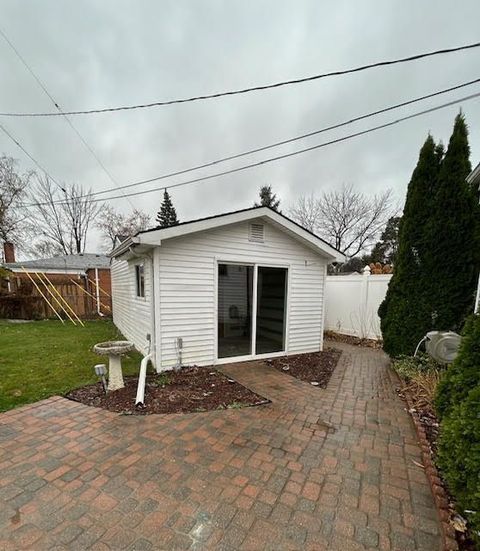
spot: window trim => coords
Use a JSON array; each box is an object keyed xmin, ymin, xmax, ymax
[{"xmin": 134, "ymin": 262, "xmax": 145, "ymax": 299}]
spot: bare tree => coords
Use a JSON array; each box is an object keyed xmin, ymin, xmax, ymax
[
  {"xmin": 289, "ymin": 184, "xmax": 394, "ymax": 257},
  {"xmin": 288, "ymin": 194, "xmax": 323, "ymax": 233},
  {"xmin": 28, "ymin": 175, "xmax": 103, "ymax": 255},
  {"xmin": 96, "ymin": 205, "xmax": 151, "ymax": 251},
  {"xmin": 0, "ymin": 155, "xmax": 32, "ymax": 251}
]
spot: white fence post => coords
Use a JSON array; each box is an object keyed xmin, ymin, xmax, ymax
[
  {"xmin": 361, "ymin": 265, "xmax": 371, "ymax": 309},
  {"xmin": 357, "ymin": 265, "xmax": 371, "ymax": 339}
]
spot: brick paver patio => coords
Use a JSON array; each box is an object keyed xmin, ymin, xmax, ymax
[{"xmin": 0, "ymin": 343, "xmax": 441, "ymax": 550}]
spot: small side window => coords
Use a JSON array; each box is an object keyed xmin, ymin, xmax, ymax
[{"xmin": 135, "ymin": 264, "xmax": 145, "ymax": 298}]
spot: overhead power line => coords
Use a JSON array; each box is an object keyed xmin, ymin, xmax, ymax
[
  {"xmin": 2, "ymin": 41, "xmax": 480, "ymax": 117},
  {"xmin": 22, "ymin": 90, "xmax": 480, "ymax": 208},
  {"xmin": 0, "ymin": 26, "xmax": 135, "ymax": 208},
  {"xmin": 80, "ymin": 77, "xmax": 480, "ymax": 199},
  {"xmin": 0, "ymin": 123, "xmax": 66, "ymax": 192}
]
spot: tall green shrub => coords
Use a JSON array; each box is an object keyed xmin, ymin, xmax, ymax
[
  {"xmin": 436, "ymin": 314, "xmax": 480, "ymax": 544},
  {"xmin": 379, "ymin": 135, "xmax": 442, "ymax": 356},
  {"xmin": 436, "ymin": 385, "xmax": 480, "ymax": 544},
  {"xmin": 427, "ymin": 114, "xmax": 478, "ymax": 330},
  {"xmin": 380, "ymin": 114, "xmax": 479, "ymax": 357},
  {"xmin": 435, "ymin": 314, "xmax": 480, "ymax": 419}
]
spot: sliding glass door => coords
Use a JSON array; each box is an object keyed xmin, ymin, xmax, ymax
[
  {"xmin": 217, "ymin": 264, "xmax": 253, "ymax": 359},
  {"xmin": 255, "ymin": 267, "xmax": 287, "ymax": 354},
  {"xmin": 217, "ymin": 263, "xmax": 287, "ymax": 360}
]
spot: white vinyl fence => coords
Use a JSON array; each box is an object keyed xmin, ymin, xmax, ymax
[{"xmin": 324, "ymin": 267, "xmax": 392, "ymax": 340}]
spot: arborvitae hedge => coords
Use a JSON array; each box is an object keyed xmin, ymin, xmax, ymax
[
  {"xmin": 379, "ymin": 136, "xmax": 442, "ymax": 356},
  {"xmin": 427, "ymin": 114, "xmax": 478, "ymax": 332},
  {"xmin": 435, "ymin": 314, "xmax": 480, "ymax": 544},
  {"xmin": 436, "ymin": 385, "xmax": 480, "ymax": 544},
  {"xmin": 380, "ymin": 115, "xmax": 479, "ymax": 357},
  {"xmin": 435, "ymin": 314, "xmax": 480, "ymax": 419}
]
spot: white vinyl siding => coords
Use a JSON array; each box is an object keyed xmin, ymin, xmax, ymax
[
  {"xmin": 111, "ymin": 258, "xmax": 152, "ymax": 355},
  {"xmin": 157, "ymin": 220, "xmax": 327, "ymax": 370}
]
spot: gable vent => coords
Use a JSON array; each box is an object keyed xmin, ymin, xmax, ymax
[{"xmin": 249, "ymin": 223, "xmax": 264, "ymax": 242}]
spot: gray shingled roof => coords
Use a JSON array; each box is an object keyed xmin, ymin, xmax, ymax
[{"xmin": 4, "ymin": 253, "xmax": 110, "ymax": 271}]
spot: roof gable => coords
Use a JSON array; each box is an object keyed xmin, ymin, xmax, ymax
[{"xmin": 111, "ymin": 207, "xmax": 345, "ymax": 262}]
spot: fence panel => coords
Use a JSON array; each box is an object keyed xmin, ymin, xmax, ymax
[
  {"xmin": 324, "ymin": 269, "xmax": 392, "ymax": 340},
  {"xmin": 2, "ymin": 274, "xmax": 111, "ymax": 320}
]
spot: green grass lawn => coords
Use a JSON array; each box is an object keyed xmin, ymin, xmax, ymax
[{"xmin": 0, "ymin": 319, "xmax": 143, "ymax": 412}]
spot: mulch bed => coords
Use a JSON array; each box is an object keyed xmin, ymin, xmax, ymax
[
  {"xmin": 66, "ymin": 367, "xmax": 268, "ymax": 415},
  {"xmin": 396, "ymin": 383, "xmax": 476, "ymax": 551},
  {"xmin": 266, "ymin": 348, "xmax": 342, "ymax": 387},
  {"xmin": 396, "ymin": 379, "xmax": 440, "ymax": 454},
  {"xmin": 324, "ymin": 330, "xmax": 382, "ymax": 349}
]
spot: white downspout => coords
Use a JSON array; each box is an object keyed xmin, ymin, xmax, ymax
[
  {"xmin": 135, "ymin": 252, "xmax": 157, "ymax": 406},
  {"xmin": 135, "ymin": 351, "xmax": 153, "ymax": 405},
  {"xmin": 149, "ymin": 252, "xmax": 156, "ymax": 368},
  {"xmin": 94, "ymin": 268, "xmax": 101, "ymax": 316}
]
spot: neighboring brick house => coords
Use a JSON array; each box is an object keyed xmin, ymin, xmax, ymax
[{"xmin": 1, "ymin": 242, "xmax": 112, "ymax": 318}]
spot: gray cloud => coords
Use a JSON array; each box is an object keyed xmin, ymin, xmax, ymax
[{"xmin": 1, "ymin": 0, "xmax": 479, "ymax": 253}]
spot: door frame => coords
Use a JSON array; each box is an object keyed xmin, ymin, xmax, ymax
[{"xmin": 214, "ymin": 259, "xmax": 290, "ymax": 365}]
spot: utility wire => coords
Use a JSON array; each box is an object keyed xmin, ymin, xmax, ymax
[
  {"xmin": 81, "ymin": 77, "xmax": 480, "ymax": 199},
  {"xmin": 1, "ymin": 41, "xmax": 480, "ymax": 117},
  {"xmin": 0, "ymin": 26, "xmax": 135, "ymax": 207},
  {"xmin": 22, "ymin": 90, "xmax": 480, "ymax": 208},
  {"xmin": 0, "ymin": 123, "xmax": 66, "ymax": 192}
]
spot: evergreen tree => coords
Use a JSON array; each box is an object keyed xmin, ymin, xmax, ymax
[
  {"xmin": 435, "ymin": 314, "xmax": 480, "ymax": 543},
  {"xmin": 254, "ymin": 185, "xmax": 280, "ymax": 211},
  {"xmin": 427, "ymin": 114, "xmax": 478, "ymax": 330},
  {"xmin": 156, "ymin": 190, "xmax": 179, "ymax": 228},
  {"xmin": 367, "ymin": 216, "xmax": 401, "ymax": 265},
  {"xmin": 379, "ymin": 135, "xmax": 442, "ymax": 356}
]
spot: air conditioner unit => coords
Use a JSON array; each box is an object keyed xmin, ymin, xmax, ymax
[{"xmin": 425, "ymin": 331, "xmax": 461, "ymax": 364}]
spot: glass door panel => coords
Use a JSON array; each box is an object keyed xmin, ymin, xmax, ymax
[
  {"xmin": 217, "ymin": 264, "xmax": 253, "ymax": 358},
  {"xmin": 255, "ymin": 267, "xmax": 287, "ymax": 354}
]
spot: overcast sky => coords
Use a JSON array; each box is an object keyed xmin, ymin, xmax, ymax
[{"xmin": 1, "ymin": 1, "xmax": 479, "ymax": 253}]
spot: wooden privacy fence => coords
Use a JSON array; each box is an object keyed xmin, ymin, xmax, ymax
[{"xmin": 0, "ymin": 272, "xmax": 112, "ymax": 320}]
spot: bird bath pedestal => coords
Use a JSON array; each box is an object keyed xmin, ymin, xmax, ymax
[{"xmin": 93, "ymin": 341, "xmax": 134, "ymax": 391}]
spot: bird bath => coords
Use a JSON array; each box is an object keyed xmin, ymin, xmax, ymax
[{"xmin": 93, "ymin": 341, "xmax": 134, "ymax": 391}]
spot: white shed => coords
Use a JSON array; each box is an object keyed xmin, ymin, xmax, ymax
[{"xmin": 110, "ymin": 206, "xmax": 344, "ymax": 371}]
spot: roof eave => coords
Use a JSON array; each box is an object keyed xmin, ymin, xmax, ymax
[
  {"xmin": 109, "ymin": 236, "xmax": 156, "ymax": 260},
  {"xmin": 136, "ymin": 207, "xmax": 345, "ymax": 262},
  {"xmin": 467, "ymin": 162, "xmax": 480, "ymax": 186},
  {"xmin": 109, "ymin": 236, "xmax": 137, "ymax": 258},
  {"xmin": 265, "ymin": 210, "xmax": 346, "ymax": 262}
]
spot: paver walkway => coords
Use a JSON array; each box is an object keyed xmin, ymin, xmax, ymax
[{"xmin": 0, "ymin": 343, "xmax": 441, "ymax": 550}]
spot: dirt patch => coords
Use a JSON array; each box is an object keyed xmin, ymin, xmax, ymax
[
  {"xmin": 267, "ymin": 348, "xmax": 342, "ymax": 387},
  {"xmin": 66, "ymin": 367, "xmax": 268, "ymax": 415},
  {"xmin": 324, "ymin": 330, "xmax": 382, "ymax": 349}
]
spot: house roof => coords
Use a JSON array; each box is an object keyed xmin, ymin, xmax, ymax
[
  {"xmin": 4, "ymin": 253, "xmax": 110, "ymax": 272},
  {"xmin": 467, "ymin": 162, "xmax": 480, "ymax": 186},
  {"xmin": 110, "ymin": 206, "xmax": 345, "ymax": 262}
]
